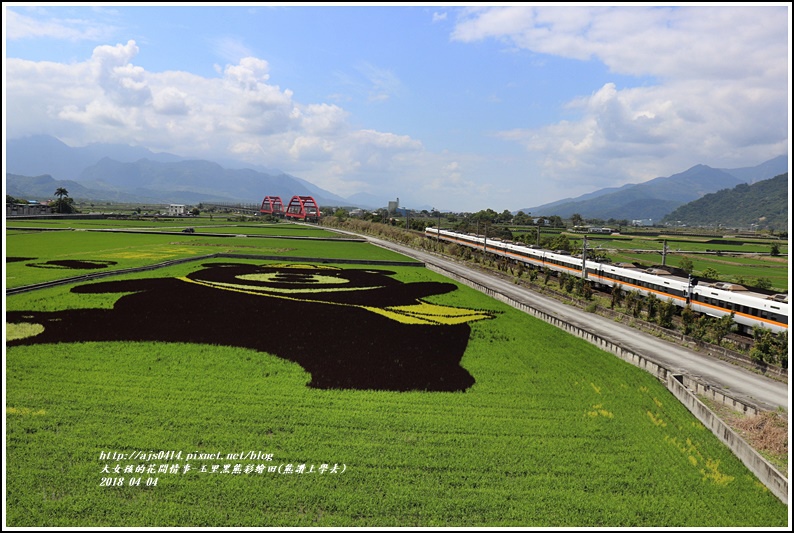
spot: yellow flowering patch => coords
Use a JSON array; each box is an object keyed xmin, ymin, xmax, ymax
[
  {"xmin": 108, "ymin": 246, "xmax": 201, "ymax": 260},
  {"xmin": 180, "ymin": 268, "xmax": 494, "ymax": 327},
  {"xmin": 665, "ymin": 436, "xmax": 701, "ymax": 458},
  {"xmin": 110, "ymin": 251, "xmax": 177, "ymax": 260},
  {"xmin": 700, "ymin": 458, "xmax": 734, "ymax": 486},
  {"xmin": 6, "ymin": 322, "xmax": 44, "ymax": 341},
  {"xmin": 668, "ymin": 437, "xmax": 701, "ymax": 466},
  {"xmin": 653, "ymin": 397, "xmax": 663, "ymax": 408},
  {"xmin": 647, "ymin": 411, "xmax": 667, "ymax": 427},
  {"xmin": 586, "ymin": 403, "xmax": 614, "ymax": 418},
  {"xmin": 238, "ymin": 273, "xmax": 349, "ymax": 285},
  {"xmin": 664, "ymin": 435, "xmax": 733, "ymax": 485},
  {"xmin": 194, "ymin": 278, "xmax": 376, "ymax": 295},
  {"xmin": 366, "ymin": 303, "xmax": 494, "ymax": 325},
  {"xmin": 590, "ymin": 383, "xmax": 601, "ymax": 395},
  {"xmin": 7, "ymin": 407, "xmax": 46, "ymax": 416}
]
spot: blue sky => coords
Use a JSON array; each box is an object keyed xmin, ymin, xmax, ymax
[{"xmin": 3, "ymin": 3, "xmax": 791, "ymax": 212}]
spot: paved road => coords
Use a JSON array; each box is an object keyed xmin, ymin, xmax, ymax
[{"xmin": 354, "ymin": 232, "xmax": 789, "ymax": 412}]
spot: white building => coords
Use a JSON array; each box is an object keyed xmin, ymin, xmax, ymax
[{"xmin": 168, "ymin": 204, "xmax": 188, "ymax": 216}]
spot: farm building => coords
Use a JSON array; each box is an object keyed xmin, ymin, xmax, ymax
[{"xmin": 168, "ymin": 204, "xmax": 188, "ymax": 216}]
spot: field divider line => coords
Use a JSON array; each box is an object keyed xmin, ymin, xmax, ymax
[
  {"xmin": 86, "ymin": 227, "xmax": 368, "ymax": 242},
  {"xmin": 5, "ymin": 255, "xmax": 218, "ymax": 296}
]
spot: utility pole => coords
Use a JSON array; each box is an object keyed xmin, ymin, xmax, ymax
[
  {"xmin": 662, "ymin": 239, "xmax": 668, "ymax": 266},
  {"xmin": 581, "ymin": 235, "xmax": 588, "ymax": 279},
  {"xmin": 686, "ymin": 275, "xmax": 698, "ymax": 304}
]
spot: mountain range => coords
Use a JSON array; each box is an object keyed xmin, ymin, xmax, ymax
[
  {"xmin": 518, "ymin": 155, "xmax": 788, "ymax": 221},
  {"xmin": 660, "ymin": 173, "xmax": 788, "ymax": 231},
  {"xmin": 5, "ymin": 135, "xmax": 789, "ymax": 220},
  {"xmin": 5, "ymin": 135, "xmax": 351, "ymax": 207}
]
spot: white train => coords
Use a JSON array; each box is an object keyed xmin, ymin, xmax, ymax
[{"xmin": 425, "ymin": 227, "xmax": 789, "ymax": 334}]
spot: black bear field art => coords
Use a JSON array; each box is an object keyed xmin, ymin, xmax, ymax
[{"xmin": 6, "ymin": 262, "xmax": 496, "ymax": 392}]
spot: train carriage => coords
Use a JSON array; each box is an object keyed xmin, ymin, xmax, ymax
[{"xmin": 426, "ymin": 227, "xmax": 788, "ymax": 334}]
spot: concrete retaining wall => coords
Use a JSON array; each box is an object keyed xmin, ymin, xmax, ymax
[
  {"xmin": 667, "ymin": 375, "xmax": 788, "ymax": 504},
  {"xmin": 428, "ymin": 263, "xmax": 788, "ymax": 504},
  {"xmin": 679, "ymin": 376, "xmax": 761, "ymax": 416}
]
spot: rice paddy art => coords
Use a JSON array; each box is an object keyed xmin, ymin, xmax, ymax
[
  {"xmin": 5, "ymin": 262, "xmax": 495, "ymax": 392},
  {"xmin": 25, "ymin": 259, "xmax": 119, "ymax": 269}
]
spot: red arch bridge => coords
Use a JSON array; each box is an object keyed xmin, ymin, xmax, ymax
[{"xmin": 260, "ymin": 195, "xmax": 321, "ymax": 222}]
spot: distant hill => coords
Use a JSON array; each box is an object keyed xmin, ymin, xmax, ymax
[
  {"xmin": 518, "ymin": 155, "xmax": 788, "ymax": 221},
  {"xmin": 7, "ymin": 173, "xmax": 92, "ymax": 200},
  {"xmin": 5, "ymin": 135, "xmax": 352, "ymax": 207},
  {"xmin": 7, "ymin": 158, "xmax": 351, "ymax": 206},
  {"xmin": 717, "ymin": 155, "xmax": 788, "ymax": 184},
  {"xmin": 660, "ymin": 173, "xmax": 788, "ymax": 231},
  {"xmin": 6, "ymin": 134, "xmax": 788, "ymax": 214},
  {"xmin": 345, "ymin": 192, "xmax": 393, "ymax": 210},
  {"xmin": 515, "ymin": 184, "xmax": 631, "ymax": 217},
  {"xmin": 5, "ymin": 173, "xmax": 164, "ymax": 203},
  {"xmin": 6, "ymin": 135, "xmax": 184, "ymax": 181}
]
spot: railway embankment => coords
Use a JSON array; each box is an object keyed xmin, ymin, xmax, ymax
[{"xmin": 424, "ymin": 260, "xmax": 788, "ymax": 504}]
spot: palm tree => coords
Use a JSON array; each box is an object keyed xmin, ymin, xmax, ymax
[{"xmin": 54, "ymin": 187, "xmax": 69, "ymax": 213}]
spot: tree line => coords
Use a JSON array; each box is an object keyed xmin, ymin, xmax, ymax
[{"xmin": 7, "ymin": 188, "xmax": 78, "ymax": 214}]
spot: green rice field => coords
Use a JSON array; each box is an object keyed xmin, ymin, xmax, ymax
[
  {"xmin": 607, "ymin": 251, "xmax": 789, "ymax": 291},
  {"xmin": 4, "ymin": 220, "xmax": 789, "ymax": 527},
  {"xmin": 5, "ymin": 224, "xmax": 407, "ymax": 289},
  {"xmin": 570, "ymin": 235, "xmax": 789, "ymax": 291}
]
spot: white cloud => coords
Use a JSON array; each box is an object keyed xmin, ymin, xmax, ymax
[
  {"xmin": 5, "ymin": 8, "xmax": 118, "ymax": 41},
  {"xmin": 355, "ymin": 61, "xmax": 404, "ymax": 103},
  {"xmin": 333, "ymin": 62, "xmax": 404, "ymax": 104},
  {"xmin": 5, "ymin": 39, "xmax": 448, "ymax": 205},
  {"xmin": 152, "ymin": 87, "xmax": 190, "ymax": 115},
  {"xmin": 295, "ymin": 103, "xmax": 349, "ymax": 135},
  {"xmin": 210, "ymin": 36, "xmax": 254, "ymax": 64},
  {"xmin": 91, "ymin": 40, "xmax": 152, "ymax": 107},
  {"xmin": 458, "ymin": 6, "xmax": 789, "ymax": 193},
  {"xmin": 452, "ymin": 6, "xmax": 538, "ymax": 45},
  {"xmin": 452, "ymin": 6, "xmax": 788, "ymax": 81},
  {"xmin": 321, "ymin": 130, "xmax": 423, "ymax": 181},
  {"xmin": 505, "ymin": 80, "xmax": 788, "ymax": 192},
  {"xmin": 223, "ymin": 56, "xmax": 271, "ymax": 89},
  {"xmin": 288, "ymin": 136, "xmax": 334, "ymax": 161},
  {"xmin": 5, "ymin": 5, "xmax": 787, "ymax": 213}
]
